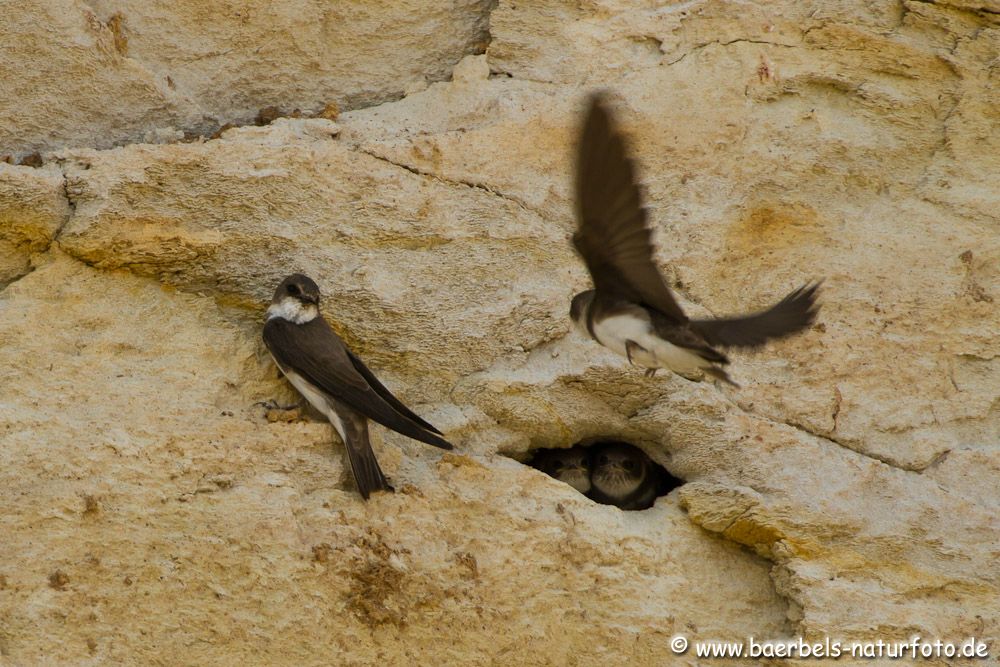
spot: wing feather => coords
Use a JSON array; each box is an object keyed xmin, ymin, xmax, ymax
[
  {"xmin": 347, "ymin": 350, "xmax": 443, "ymax": 435},
  {"xmin": 573, "ymin": 94, "xmax": 687, "ymax": 323},
  {"xmin": 263, "ymin": 317, "xmax": 452, "ymax": 450},
  {"xmin": 691, "ymin": 282, "xmax": 821, "ymax": 349}
]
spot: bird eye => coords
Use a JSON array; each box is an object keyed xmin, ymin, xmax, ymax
[{"xmin": 287, "ymin": 284, "xmax": 301, "ymax": 296}]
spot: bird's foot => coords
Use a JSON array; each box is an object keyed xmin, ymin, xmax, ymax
[
  {"xmin": 255, "ymin": 399, "xmax": 304, "ymax": 423},
  {"xmin": 625, "ymin": 340, "xmax": 650, "ymax": 366},
  {"xmin": 644, "ymin": 368, "xmax": 657, "ymax": 378},
  {"xmin": 255, "ymin": 399, "xmax": 302, "ymax": 411}
]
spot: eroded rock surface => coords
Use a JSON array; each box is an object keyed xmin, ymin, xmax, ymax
[
  {"xmin": 0, "ymin": 164, "xmax": 69, "ymax": 285},
  {"xmin": 1, "ymin": 0, "xmax": 998, "ymax": 665},
  {"xmin": 0, "ymin": 0, "xmax": 494, "ymax": 156}
]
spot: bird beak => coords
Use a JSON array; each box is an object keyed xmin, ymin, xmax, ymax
[{"xmin": 303, "ymin": 294, "xmax": 319, "ymax": 305}]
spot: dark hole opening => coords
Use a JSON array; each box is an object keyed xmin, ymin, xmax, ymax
[{"xmin": 529, "ymin": 440, "xmax": 683, "ymax": 511}]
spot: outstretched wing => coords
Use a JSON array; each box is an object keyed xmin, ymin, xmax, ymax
[
  {"xmin": 263, "ymin": 317, "xmax": 452, "ymax": 450},
  {"xmin": 573, "ymin": 93, "xmax": 687, "ymax": 323},
  {"xmin": 691, "ymin": 282, "xmax": 821, "ymax": 349}
]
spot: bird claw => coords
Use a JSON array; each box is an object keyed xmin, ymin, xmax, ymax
[
  {"xmin": 254, "ymin": 399, "xmax": 302, "ymax": 412},
  {"xmin": 625, "ymin": 339, "xmax": 648, "ymax": 366},
  {"xmin": 644, "ymin": 368, "xmax": 657, "ymax": 378}
]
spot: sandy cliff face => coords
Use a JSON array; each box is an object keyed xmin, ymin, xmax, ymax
[
  {"xmin": 1, "ymin": 1, "xmax": 998, "ymax": 665},
  {"xmin": 0, "ymin": 0, "xmax": 494, "ymax": 157}
]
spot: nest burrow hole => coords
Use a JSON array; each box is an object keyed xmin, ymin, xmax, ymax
[{"xmin": 527, "ymin": 439, "xmax": 683, "ymax": 511}]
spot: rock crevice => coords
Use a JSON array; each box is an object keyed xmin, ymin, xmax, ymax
[{"xmin": 2, "ymin": 1, "xmax": 999, "ymax": 664}]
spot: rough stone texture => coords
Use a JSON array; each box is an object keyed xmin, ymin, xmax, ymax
[
  {"xmin": 1, "ymin": 256, "xmax": 784, "ymax": 665},
  {"xmin": 0, "ymin": 0, "xmax": 494, "ymax": 157},
  {"xmin": 57, "ymin": 118, "xmax": 569, "ymax": 397},
  {"xmin": 2, "ymin": 0, "xmax": 1000, "ymax": 665},
  {"xmin": 0, "ymin": 164, "xmax": 70, "ymax": 285}
]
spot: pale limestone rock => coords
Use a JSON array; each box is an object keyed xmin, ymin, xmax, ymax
[
  {"xmin": 56, "ymin": 119, "xmax": 569, "ymax": 396},
  {"xmin": 0, "ymin": 255, "xmax": 785, "ymax": 665},
  {"xmin": 1, "ymin": 0, "xmax": 494, "ymax": 155},
  {"xmin": 344, "ymin": 0, "xmax": 1000, "ymax": 473},
  {"xmin": 0, "ymin": 164, "xmax": 70, "ymax": 285},
  {"xmin": 452, "ymin": 54, "xmax": 491, "ymax": 84},
  {"xmin": 0, "ymin": 0, "xmax": 200, "ymax": 158},
  {"xmin": 2, "ymin": 0, "xmax": 1000, "ymax": 665}
]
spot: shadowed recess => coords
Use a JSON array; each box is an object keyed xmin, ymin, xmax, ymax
[{"xmin": 528, "ymin": 440, "xmax": 683, "ymax": 511}]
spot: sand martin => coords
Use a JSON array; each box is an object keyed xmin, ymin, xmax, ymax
[
  {"xmin": 263, "ymin": 274, "xmax": 452, "ymax": 499},
  {"xmin": 570, "ymin": 94, "xmax": 821, "ymax": 385},
  {"xmin": 531, "ymin": 446, "xmax": 593, "ymax": 494},
  {"xmin": 588, "ymin": 442, "xmax": 659, "ymax": 511}
]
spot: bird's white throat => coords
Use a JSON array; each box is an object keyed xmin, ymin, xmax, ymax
[
  {"xmin": 571, "ymin": 312, "xmax": 591, "ymax": 338},
  {"xmin": 267, "ymin": 297, "xmax": 318, "ymax": 324},
  {"xmin": 593, "ymin": 468, "xmax": 642, "ymax": 495}
]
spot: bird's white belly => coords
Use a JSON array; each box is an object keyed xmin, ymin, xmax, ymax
[
  {"xmin": 592, "ymin": 313, "xmax": 704, "ymax": 373},
  {"xmin": 281, "ymin": 367, "xmax": 346, "ymax": 441}
]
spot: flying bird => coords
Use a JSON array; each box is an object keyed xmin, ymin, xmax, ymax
[
  {"xmin": 570, "ymin": 94, "xmax": 821, "ymax": 385},
  {"xmin": 588, "ymin": 442, "xmax": 660, "ymax": 511},
  {"xmin": 263, "ymin": 274, "xmax": 452, "ymax": 499}
]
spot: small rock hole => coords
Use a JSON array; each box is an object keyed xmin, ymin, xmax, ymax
[{"xmin": 529, "ymin": 440, "xmax": 682, "ymax": 510}]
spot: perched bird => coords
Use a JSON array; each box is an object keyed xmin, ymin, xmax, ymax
[
  {"xmin": 588, "ymin": 442, "xmax": 659, "ymax": 511},
  {"xmin": 262, "ymin": 274, "xmax": 452, "ymax": 499},
  {"xmin": 570, "ymin": 94, "xmax": 821, "ymax": 385},
  {"xmin": 531, "ymin": 446, "xmax": 593, "ymax": 494}
]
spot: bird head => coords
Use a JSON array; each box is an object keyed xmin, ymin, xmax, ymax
[
  {"xmin": 591, "ymin": 443, "xmax": 647, "ymax": 494},
  {"xmin": 267, "ymin": 273, "xmax": 321, "ymax": 323},
  {"xmin": 533, "ymin": 446, "xmax": 592, "ymax": 494}
]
